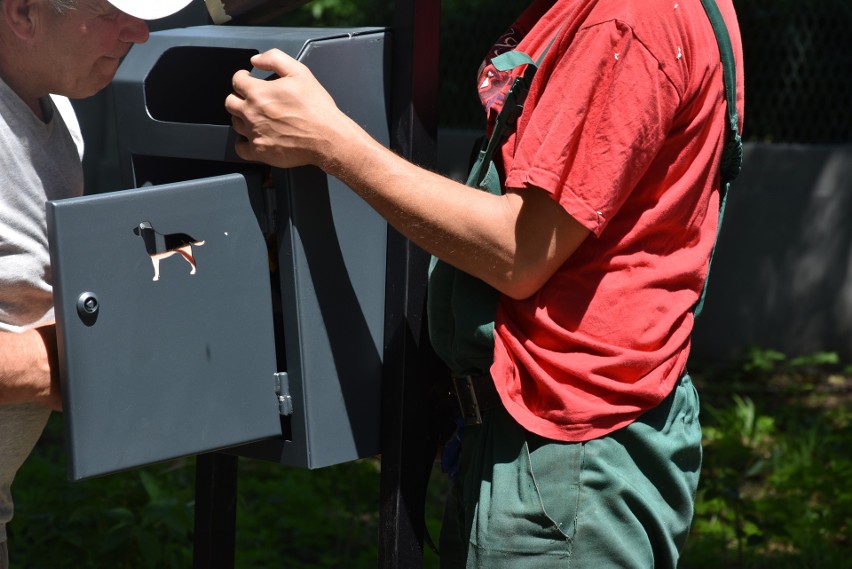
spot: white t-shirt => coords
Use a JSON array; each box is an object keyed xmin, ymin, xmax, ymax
[{"xmin": 0, "ymin": 75, "xmax": 84, "ymax": 547}]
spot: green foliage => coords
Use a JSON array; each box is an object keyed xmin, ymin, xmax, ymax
[
  {"xmin": 276, "ymin": 0, "xmax": 392, "ymax": 27},
  {"xmin": 9, "ymin": 418, "xmax": 385, "ymax": 568},
  {"xmin": 682, "ymin": 349, "xmax": 852, "ymax": 568},
  {"xmin": 9, "ymin": 348, "xmax": 851, "ymax": 567},
  {"xmin": 9, "ymin": 427, "xmax": 194, "ymax": 568},
  {"xmin": 233, "ymin": 457, "xmax": 382, "ymax": 568},
  {"xmin": 741, "ymin": 346, "xmax": 841, "ymax": 374}
]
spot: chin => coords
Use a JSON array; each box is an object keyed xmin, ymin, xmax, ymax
[
  {"xmin": 72, "ymin": 77, "xmax": 116, "ymax": 99},
  {"xmin": 79, "ymin": 60, "xmax": 122, "ymax": 97}
]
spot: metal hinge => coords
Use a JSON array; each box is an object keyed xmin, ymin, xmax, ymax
[{"xmin": 274, "ymin": 372, "xmax": 293, "ymax": 417}]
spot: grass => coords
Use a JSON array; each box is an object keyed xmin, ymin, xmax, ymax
[{"xmin": 8, "ymin": 348, "xmax": 851, "ymax": 567}]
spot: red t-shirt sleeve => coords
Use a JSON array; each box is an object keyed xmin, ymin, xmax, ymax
[{"xmin": 505, "ymin": 20, "xmax": 682, "ymax": 237}]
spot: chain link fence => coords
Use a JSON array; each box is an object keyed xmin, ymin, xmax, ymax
[
  {"xmin": 437, "ymin": 0, "xmax": 852, "ymax": 143},
  {"xmin": 736, "ymin": 0, "xmax": 852, "ymax": 143}
]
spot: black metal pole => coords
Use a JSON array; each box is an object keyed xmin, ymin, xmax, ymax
[
  {"xmin": 380, "ymin": 0, "xmax": 441, "ymax": 567},
  {"xmin": 189, "ymin": 1, "xmax": 441, "ymax": 566},
  {"xmin": 192, "ymin": 453, "xmax": 239, "ymax": 569}
]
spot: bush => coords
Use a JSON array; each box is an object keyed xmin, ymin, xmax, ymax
[
  {"xmin": 682, "ymin": 349, "xmax": 852, "ymax": 568},
  {"xmin": 9, "ymin": 427, "xmax": 194, "ymax": 568},
  {"xmin": 9, "ymin": 419, "xmax": 384, "ymax": 568},
  {"xmin": 9, "ymin": 348, "xmax": 850, "ymax": 566}
]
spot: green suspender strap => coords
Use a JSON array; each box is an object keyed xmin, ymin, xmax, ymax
[
  {"xmin": 427, "ymin": 46, "xmax": 552, "ymax": 375},
  {"xmin": 694, "ymin": 0, "xmax": 744, "ymax": 317}
]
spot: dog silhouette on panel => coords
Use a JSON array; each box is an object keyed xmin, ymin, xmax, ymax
[{"xmin": 133, "ymin": 221, "xmax": 205, "ymax": 281}]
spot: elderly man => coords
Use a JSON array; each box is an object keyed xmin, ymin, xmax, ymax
[{"xmin": 0, "ymin": 0, "xmax": 191, "ymax": 566}]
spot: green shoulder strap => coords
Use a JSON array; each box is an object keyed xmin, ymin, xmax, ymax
[
  {"xmin": 427, "ymin": 40, "xmax": 556, "ymax": 375},
  {"xmin": 700, "ymin": 0, "xmax": 743, "ymax": 188},
  {"xmin": 694, "ymin": 0, "xmax": 743, "ymax": 318},
  {"xmin": 467, "ymin": 40, "xmax": 557, "ymax": 190}
]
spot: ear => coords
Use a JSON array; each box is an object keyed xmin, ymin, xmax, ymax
[{"xmin": 3, "ymin": 0, "xmax": 39, "ymax": 41}]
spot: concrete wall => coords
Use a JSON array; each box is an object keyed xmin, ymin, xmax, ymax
[{"xmin": 691, "ymin": 144, "xmax": 852, "ymax": 362}]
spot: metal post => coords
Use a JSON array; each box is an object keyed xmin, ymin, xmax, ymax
[
  {"xmin": 193, "ymin": 453, "xmax": 239, "ymax": 569},
  {"xmin": 380, "ymin": 0, "xmax": 441, "ymax": 567}
]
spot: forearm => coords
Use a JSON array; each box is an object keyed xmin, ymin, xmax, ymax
[
  {"xmin": 0, "ymin": 326, "xmax": 61, "ymax": 410},
  {"xmin": 323, "ymin": 119, "xmax": 519, "ymax": 285},
  {"xmin": 322, "ymin": 117, "xmax": 589, "ymax": 298}
]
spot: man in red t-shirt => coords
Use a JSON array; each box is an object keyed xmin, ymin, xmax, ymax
[{"xmin": 226, "ymin": 0, "xmax": 744, "ymax": 565}]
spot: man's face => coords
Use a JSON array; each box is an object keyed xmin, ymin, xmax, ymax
[{"xmin": 38, "ymin": 0, "xmax": 149, "ymax": 98}]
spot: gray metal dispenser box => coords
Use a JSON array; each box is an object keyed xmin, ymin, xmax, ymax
[{"xmin": 47, "ymin": 26, "xmax": 391, "ymax": 480}]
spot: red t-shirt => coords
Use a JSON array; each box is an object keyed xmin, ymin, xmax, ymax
[{"xmin": 485, "ymin": 0, "xmax": 745, "ymax": 441}]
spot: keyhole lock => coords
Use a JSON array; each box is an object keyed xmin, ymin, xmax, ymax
[{"xmin": 76, "ymin": 292, "xmax": 99, "ymax": 324}]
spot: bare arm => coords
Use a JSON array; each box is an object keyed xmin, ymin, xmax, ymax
[
  {"xmin": 0, "ymin": 326, "xmax": 62, "ymax": 410},
  {"xmin": 226, "ymin": 50, "xmax": 590, "ymax": 299}
]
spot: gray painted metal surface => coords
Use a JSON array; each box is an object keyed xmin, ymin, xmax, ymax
[
  {"xmin": 48, "ymin": 27, "xmax": 391, "ymax": 478},
  {"xmin": 48, "ymin": 174, "xmax": 280, "ymax": 480}
]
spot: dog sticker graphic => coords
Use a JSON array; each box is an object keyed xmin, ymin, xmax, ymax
[{"xmin": 133, "ymin": 221, "xmax": 205, "ymax": 281}]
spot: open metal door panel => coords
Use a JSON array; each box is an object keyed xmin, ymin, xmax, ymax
[{"xmin": 47, "ymin": 173, "xmax": 281, "ymax": 480}]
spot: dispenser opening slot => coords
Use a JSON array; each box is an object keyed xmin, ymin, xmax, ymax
[{"xmin": 145, "ymin": 46, "xmax": 258, "ymax": 125}]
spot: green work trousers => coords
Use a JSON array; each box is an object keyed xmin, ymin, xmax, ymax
[{"xmin": 439, "ymin": 374, "xmax": 702, "ymax": 568}]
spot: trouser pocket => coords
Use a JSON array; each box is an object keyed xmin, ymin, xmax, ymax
[{"xmin": 466, "ymin": 409, "xmax": 582, "ymax": 563}]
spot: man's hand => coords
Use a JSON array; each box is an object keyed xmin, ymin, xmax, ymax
[
  {"xmin": 0, "ymin": 326, "xmax": 62, "ymax": 411},
  {"xmin": 226, "ymin": 49, "xmax": 355, "ymax": 172}
]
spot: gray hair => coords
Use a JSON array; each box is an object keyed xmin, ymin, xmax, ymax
[
  {"xmin": 49, "ymin": 0, "xmax": 78, "ymax": 14},
  {"xmin": 0, "ymin": 0, "xmax": 77, "ymax": 16}
]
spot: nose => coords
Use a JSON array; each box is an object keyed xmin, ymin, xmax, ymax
[{"xmin": 118, "ymin": 14, "xmax": 150, "ymax": 44}]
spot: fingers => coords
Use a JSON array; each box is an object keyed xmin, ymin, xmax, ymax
[
  {"xmin": 227, "ymin": 49, "xmax": 303, "ymax": 112},
  {"xmin": 231, "ymin": 49, "xmax": 299, "ymax": 97},
  {"xmin": 226, "ymin": 69, "xmax": 260, "ymax": 163},
  {"xmin": 229, "ymin": 68, "xmax": 253, "ymax": 100},
  {"xmin": 226, "ymin": 70, "xmax": 256, "ymax": 138},
  {"xmin": 250, "ymin": 48, "xmax": 299, "ymax": 76},
  {"xmin": 231, "ymin": 126, "xmax": 254, "ymax": 162}
]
